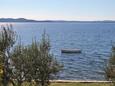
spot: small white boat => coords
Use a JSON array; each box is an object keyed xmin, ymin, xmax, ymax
[{"xmin": 61, "ymin": 49, "xmax": 81, "ymax": 53}]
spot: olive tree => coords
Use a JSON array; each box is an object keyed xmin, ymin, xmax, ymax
[
  {"xmin": 31, "ymin": 33, "xmax": 62, "ymax": 86},
  {"xmin": 11, "ymin": 32, "xmax": 62, "ymax": 86},
  {"xmin": 0, "ymin": 25, "xmax": 62, "ymax": 86},
  {"xmin": 0, "ymin": 25, "xmax": 16, "ymax": 86},
  {"xmin": 11, "ymin": 44, "xmax": 25, "ymax": 86}
]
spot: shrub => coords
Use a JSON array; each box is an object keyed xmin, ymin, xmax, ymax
[
  {"xmin": 0, "ymin": 25, "xmax": 62, "ymax": 86},
  {"xmin": 0, "ymin": 25, "xmax": 16, "ymax": 86},
  {"xmin": 105, "ymin": 46, "xmax": 115, "ymax": 85}
]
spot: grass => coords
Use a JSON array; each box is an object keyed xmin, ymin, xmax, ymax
[
  {"xmin": 51, "ymin": 82, "xmax": 111, "ymax": 86},
  {"xmin": 1, "ymin": 82, "xmax": 112, "ymax": 86}
]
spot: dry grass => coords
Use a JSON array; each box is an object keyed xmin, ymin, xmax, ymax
[
  {"xmin": 51, "ymin": 82, "xmax": 111, "ymax": 86},
  {"xmin": 0, "ymin": 82, "xmax": 112, "ymax": 86}
]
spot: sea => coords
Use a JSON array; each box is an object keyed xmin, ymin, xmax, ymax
[{"xmin": 1, "ymin": 22, "xmax": 115, "ymax": 80}]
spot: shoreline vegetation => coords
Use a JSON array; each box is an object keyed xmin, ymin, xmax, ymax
[{"xmin": 0, "ymin": 25, "xmax": 62, "ymax": 86}]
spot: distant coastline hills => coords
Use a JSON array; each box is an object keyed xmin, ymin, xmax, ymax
[{"xmin": 0, "ymin": 18, "xmax": 115, "ymax": 23}]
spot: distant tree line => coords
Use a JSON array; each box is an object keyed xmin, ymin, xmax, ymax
[{"xmin": 0, "ymin": 25, "xmax": 62, "ymax": 86}]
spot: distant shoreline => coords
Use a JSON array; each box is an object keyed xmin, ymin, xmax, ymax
[
  {"xmin": 0, "ymin": 21, "xmax": 115, "ymax": 23},
  {"xmin": 0, "ymin": 18, "xmax": 115, "ymax": 23}
]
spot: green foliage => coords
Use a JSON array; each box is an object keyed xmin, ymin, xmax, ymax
[
  {"xmin": 105, "ymin": 46, "xmax": 115, "ymax": 86},
  {"xmin": 0, "ymin": 25, "xmax": 16, "ymax": 52},
  {"xmin": 109, "ymin": 46, "xmax": 115, "ymax": 65},
  {"xmin": 11, "ymin": 33, "xmax": 62, "ymax": 86},
  {"xmin": 0, "ymin": 25, "xmax": 16, "ymax": 86},
  {"xmin": 11, "ymin": 44, "xmax": 28, "ymax": 86},
  {"xmin": 0, "ymin": 25, "xmax": 62, "ymax": 86},
  {"xmin": 31, "ymin": 33, "xmax": 62, "ymax": 86}
]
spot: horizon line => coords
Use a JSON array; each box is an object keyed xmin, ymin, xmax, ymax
[{"xmin": 0, "ymin": 17, "xmax": 115, "ymax": 22}]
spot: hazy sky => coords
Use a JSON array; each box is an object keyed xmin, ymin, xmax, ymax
[{"xmin": 0, "ymin": 0, "xmax": 115, "ymax": 20}]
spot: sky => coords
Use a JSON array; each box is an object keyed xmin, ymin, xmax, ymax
[{"xmin": 0, "ymin": 0, "xmax": 115, "ymax": 21}]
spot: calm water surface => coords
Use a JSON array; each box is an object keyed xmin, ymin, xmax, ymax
[{"xmin": 2, "ymin": 22, "xmax": 115, "ymax": 80}]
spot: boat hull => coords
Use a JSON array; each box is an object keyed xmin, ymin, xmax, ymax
[{"xmin": 61, "ymin": 49, "xmax": 81, "ymax": 53}]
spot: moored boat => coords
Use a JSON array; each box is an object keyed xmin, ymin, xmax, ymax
[{"xmin": 61, "ymin": 49, "xmax": 81, "ymax": 53}]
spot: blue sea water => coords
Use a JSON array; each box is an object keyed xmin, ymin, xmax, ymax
[{"xmin": 1, "ymin": 22, "xmax": 115, "ymax": 80}]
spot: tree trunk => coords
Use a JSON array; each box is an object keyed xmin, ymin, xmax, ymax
[
  {"xmin": 10, "ymin": 80, "xmax": 17, "ymax": 86},
  {"xmin": 2, "ymin": 72, "xmax": 9, "ymax": 86},
  {"xmin": 35, "ymin": 81, "xmax": 40, "ymax": 86},
  {"xmin": 2, "ymin": 78, "xmax": 9, "ymax": 86},
  {"xmin": 18, "ymin": 80, "xmax": 23, "ymax": 86}
]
